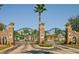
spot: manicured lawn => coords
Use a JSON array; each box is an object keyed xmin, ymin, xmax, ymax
[
  {"xmin": 66, "ymin": 44, "xmax": 79, "ymax": 49},
  {"xmin": 0, "ymin": 45, "xmax": 10, "ymax": 50}
]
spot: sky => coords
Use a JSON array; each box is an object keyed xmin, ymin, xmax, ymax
[{"xmin": 0, "ymin": 4, "xmax": 79, "ymax": 30}]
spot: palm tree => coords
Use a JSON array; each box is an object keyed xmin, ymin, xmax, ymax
[
  {"xmin": 34, "ymin": 4, "xmax": 46, "ymax": 24},
  {"xmin": 0, "ymin": 22, "xmax": 5, "ymax": 31},
  {"xmin": 9, "ymin": 22, "xmax": 14, "ymax": 26},
  {"xmin": 34, "ymin": 4, "xmax": 46, "ymax": 44},
  {"xmin": 0, "ymin": 4, "xmax": 3, "ymax": 10},
  {"xmin": 65, "ymin": 16, "xmax": 79, "ymax": 32}
]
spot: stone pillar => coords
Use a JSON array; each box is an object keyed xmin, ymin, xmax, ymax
[
  {"xmin": 1, "ymin": 37, "xmax": 3, "ymax": 45},
  {"xmin": 7, "ymin": 22, "xmax": 14, "ymax": 46},
  {"xmin": 39, "ymin": 22, "xmax": 45, "ymax": 44},
  {"xmin": 0, "ymin": 37, "xmax": 1, "ymax": 44},
  {"xmin": 66, "ymin": 24, "xmax": 73, "ymax": 44}
]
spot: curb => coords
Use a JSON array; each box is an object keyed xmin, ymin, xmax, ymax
[{"xmin": 33, "ymin": 45, "xmax": 54, "ymax": 49}]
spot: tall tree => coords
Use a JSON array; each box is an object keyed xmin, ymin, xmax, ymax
[
  {"xmin": 65, "ymin": 16, "xmax": 79, "ymax": 32},
  {"xmin": 34, "ymin": 4, "xmax": 46, "ymax": 44},
  {"xmin": 0, "ymin": 22, "xmax": 5, "ymax": 31},
  {"xmin": 34, "ymin": 4, "xmax": 46, "ymax": 24},
  {"xmin": 0, "ymin": 5, "xmax": 4, "ymax": 31},
  {"xmin": 0, "ymin": 4, "xmax": 3, "ymax": 10}
]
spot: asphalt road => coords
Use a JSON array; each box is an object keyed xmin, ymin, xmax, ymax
[
  {"xmin": 21, "ymin": 44, "xmax": 79, "ymax": 54},
  {"xmin": 1, "ymin": 41, "xmax": 79, "ymax": 54}
]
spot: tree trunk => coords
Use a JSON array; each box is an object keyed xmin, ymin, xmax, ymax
[
  {"xmin": 39, "ymin": 12, "xmax": 41, "ymax": 24},
  {"xmin": 38, "ymin": 13, "xmax": 41, "ymax": 44}
]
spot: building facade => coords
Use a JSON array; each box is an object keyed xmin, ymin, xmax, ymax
[
  {"xmin": 66, "ymin": 24, "xmax": 79, "ymax": 44},
  {"xmin": 0, "ymin": 23, "xmax": 14, "ymax": 46}
]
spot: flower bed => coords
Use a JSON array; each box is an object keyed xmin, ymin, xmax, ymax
[
  {"xmin": 39, "ymin": 44, "xmax": 52, "ymax": 47},
  {"xmin": 34, "ymin": 44, "xmax": 54, "ymax": 49},
  {"xmin": 35, "ymin": 42, "xmax": 55, "ymax": 49}
]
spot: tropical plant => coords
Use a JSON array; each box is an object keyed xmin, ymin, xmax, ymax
[
  {"xmin": 9, "ymin": 22, "xmax": 14, "ymax": 26},
  {"xmin": 52, "ymin": 28, "xmax": 66, "ymax": 44},
  {"xmin": 14, "ymin": 31, "xmax": 24, "ymax": 41},
  {"xmin": 0, "ymin": 4, "xmax": 3, "ymax": 10},
  {"xmin": 65, "ymin": 16, "xmax": 79, "ymax": 32},
  {"xmin": 54, "ymin": 28, "xmax": 65, "ymax": 36},
  {"xmin": 34, "ymin": 4, "xmax": 46, "ymax": 44},
  {"xmin": 0, "ymin": 5, "xmax": 4, "ymax": 31},
  {"xmin": 34, "ymin": 4, "xmax": 46, "ymax": 24},
  {"xmin": 31, "ymin": 29, "xmax": 38, "ymax": 42},
  {"xmin": 0, "ymin": 22, "xmax": 6, "ymax": 31}
]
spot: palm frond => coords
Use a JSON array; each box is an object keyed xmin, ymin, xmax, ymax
[
  {"xmin": 34, "ymin": 4, "xmax": 46, "ymax": 13},
  {"xmin": 0, "ymin": 4, "xmax": 3, "ymax": 7}
]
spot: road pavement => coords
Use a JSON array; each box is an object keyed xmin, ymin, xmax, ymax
[{"xmin": 1, "ymin": 42, "xmax": 79, "ymax": 54}]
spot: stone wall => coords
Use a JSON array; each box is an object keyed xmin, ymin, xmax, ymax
[
  {"xmin": 0, "ymin": 23, "xmax": 14, "ymax": 46},
  {"xmin": 66, "ymin": 24, "xmax": 79, "ymax": 44}
]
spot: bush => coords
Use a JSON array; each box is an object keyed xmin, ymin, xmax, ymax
[{"xmin": 39, "ymin": 43, "xmax": 53, "ymax": 47}]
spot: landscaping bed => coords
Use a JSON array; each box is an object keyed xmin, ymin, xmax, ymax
[
  {"xmin": 65, "ymin": 44, "xmax": 79, "ymax": 49},
  {"xmin": 35, "ymin": 45, "xmax": 54, "ymax": 49},
  {"xmin": 0, "ymin": 45, "xmax": 10, "ymax": 50},
  {"xmin": 39, "ymin": 44, "xmax": 53, "ymax": 47},
  {"xmin": 34, "ymin": 43, "xmax": 54, "ymax": 49}
]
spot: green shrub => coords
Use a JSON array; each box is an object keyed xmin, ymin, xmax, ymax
[{"xmin": 39, "ymin": 43, "xmax": 53, "ymax": 47}]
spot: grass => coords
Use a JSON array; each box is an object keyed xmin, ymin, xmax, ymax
[
  {"xmin": 66, "ymin": 44, "xmax": 79, "ymax": 49},
  {"xmin": 0, "ymin": 45, "xmax": 10, "ymax": 50}
]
